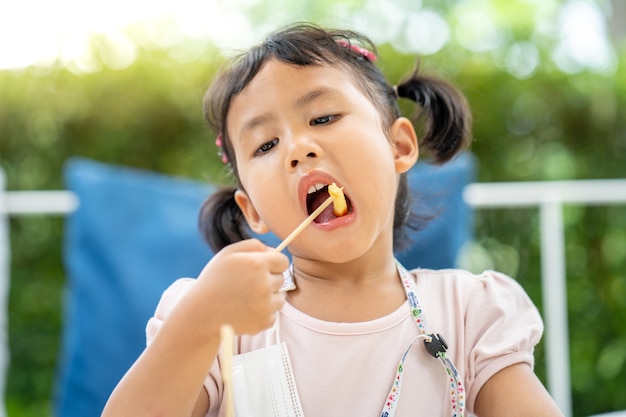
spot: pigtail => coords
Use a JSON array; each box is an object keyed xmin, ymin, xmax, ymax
[
  {"xmin": 198, "ymin": 187, "xmax": 251, "ymax": 252},
  {"xmin": 396, "ymin": 67, "xmax": 472, "ymax": 163}
]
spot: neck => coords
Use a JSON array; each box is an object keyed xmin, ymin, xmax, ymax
[{"xmin": 286, "ymin": 254, "xmax": 406, "ymax": 322}]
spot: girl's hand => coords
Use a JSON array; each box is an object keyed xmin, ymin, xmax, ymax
[
  {"xmin": 101, "ymin": 240, "xmax": 285, "ymax": 417},
  {"xmin": 195, "ymin": 239, "xmax": 289, "ymax": 335}
]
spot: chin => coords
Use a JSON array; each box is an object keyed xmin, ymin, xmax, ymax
[{"xmin": 299, "ymin": 242, "xmax": 376, "ymax": 264}]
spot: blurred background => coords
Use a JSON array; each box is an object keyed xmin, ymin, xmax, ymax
[{"xmin": 1, "ymin": 0, "xmax": 625, "ymax": 416}]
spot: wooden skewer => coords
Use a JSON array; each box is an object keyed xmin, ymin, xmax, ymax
[
  {"xmin": 275, "ymin": 195, "xmax": 334, "ymax": 252},
  {"xmin": 220, "ymin": 324, "xmax": 235, "ymax": 417},
  {"xmin": 218, "ymin": 197, "xmax": 335, "ymax": 412}
]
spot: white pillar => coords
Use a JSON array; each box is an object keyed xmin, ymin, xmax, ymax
[{"xmin": 539, "ymin": 201, "xmax": 572, "ymax": 417}]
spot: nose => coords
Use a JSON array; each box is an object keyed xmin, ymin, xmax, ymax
[
  {"xmin": 289, "ymin": 151, "xmax": 317, "ymax": 169},
  {"xmin": 285, "ymin": 133, "xmax": 322, "ymax": 170}
]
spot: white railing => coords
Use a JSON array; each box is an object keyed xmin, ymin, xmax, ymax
[
  {"xmin": 2, "ymin": 179, "xmax": 626, "ymax": 417},
  {"xmin": 1, "ymin": 190, "xmax": 79, "ymax": 216},
  {"xmin": 464, "ymin": 179, "xmax": 626, "ymax": 417}
]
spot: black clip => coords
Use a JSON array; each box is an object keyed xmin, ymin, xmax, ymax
[{"xmin": 424, "ymin": 333, "xmax": 448, "ymax": 358}]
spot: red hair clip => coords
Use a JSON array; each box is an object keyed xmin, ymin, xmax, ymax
[{"xmin": 336, "ymin": 39, "xmax": 377, "ymax": 62}]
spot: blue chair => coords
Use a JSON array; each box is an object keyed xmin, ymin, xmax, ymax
[
  {"xmin": 396, "ymin": 152, "xmax": 475, "ymax": 269},
  {"xmin": 54, "ymin": 154, "xmax": 475, "ymax": 416}
]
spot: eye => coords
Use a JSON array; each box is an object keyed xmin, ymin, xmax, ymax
[
  {"xmin": 310, "ymin": 115, "xmax": 338, "ymax": 126},
  {"xmin": 255, "ymin": 138, "xmax": 278, "ymax": 155}
]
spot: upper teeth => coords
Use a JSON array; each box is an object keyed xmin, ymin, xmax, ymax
[{"xmin": 307, "ymin": 183, "xmax": 327, "ymax": 194}]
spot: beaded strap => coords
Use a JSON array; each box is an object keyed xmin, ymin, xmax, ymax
[{"xmin": 379, "ymin": 264, "xmax": 465, "ymax": 417}]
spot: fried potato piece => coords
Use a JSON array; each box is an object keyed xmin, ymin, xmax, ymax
[{"xmin": 328, "ymin": 182, "xmax": 348, "ymax": 216}]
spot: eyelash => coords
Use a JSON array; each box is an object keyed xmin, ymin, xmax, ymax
[
  {"xmin": 254, "ymin": 115, "xmax": 338, "ymax": 156},
  {"xmin": 311, "ymin": 114, "xmax": 337, "ymax": 125},
  {"xmin": 255, "ymin": 138, "xmax": 279, "ymax": 155}
]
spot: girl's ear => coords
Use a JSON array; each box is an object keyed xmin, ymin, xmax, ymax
[
  {"xmin": 234, "ymin": 189, "xmax": 270, "ymax": 234},
  {"xmin": 390, "ymin": 117, "xmax": 419, "ymax": 174}
]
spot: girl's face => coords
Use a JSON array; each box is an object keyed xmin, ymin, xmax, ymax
[{"xmin": 228, "ymin": 59, "xmax": 418, "ymax": 262}]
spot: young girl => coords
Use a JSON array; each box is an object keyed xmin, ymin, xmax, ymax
[{"xmin": 102, "ymin": 23, "xmax": 563, "ymax": 417}]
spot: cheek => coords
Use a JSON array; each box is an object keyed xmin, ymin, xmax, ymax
[
  {"xmin": 239, "ymin": 165, "xmax": 288, "ymax": 215},
  {"xmin": 343, "ymin": 136, "xmax": 396, "ymax": 173}
]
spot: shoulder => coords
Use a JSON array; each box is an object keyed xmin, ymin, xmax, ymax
[
  {"xmin": 409, "ymin": 267, "xmax": 517, "ymax": 283},
  {"xmin": 407, "ymin": 269, "xmax": 545, "ymax": 412},
  {"xmin": 153, "ymin": 278, "xmax": 196, "ymax": 318},
  {"xmin": 146, "ymin": 278, "xmax": 196, "ymax": 343},
  {"xmin": 409, "ymin": 268, "xmax": 530, "ymax": 299},
  {"xmin": 409, "ymin": 267, "xmax": 541, "ymax": 325}
]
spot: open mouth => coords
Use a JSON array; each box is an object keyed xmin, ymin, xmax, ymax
[{"xmin": 306, "ymin": 182, "xmax": 351, "ymax": 223}]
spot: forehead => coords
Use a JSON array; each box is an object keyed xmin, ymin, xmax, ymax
[
  {"xmin": 241, "ymin": 59, "xmax": 353, "ymax": 91},
  {"xmin": 226, "ymin": 60, "xmax": 367, "ymax": 130}
]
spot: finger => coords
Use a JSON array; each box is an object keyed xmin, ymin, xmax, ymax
[
  {"xmin": 267, "ymin": 252, "xmax": 290, "ymax": 275},
  {"xmin": 268, "ymin": 272, "xmax": 288, "ymax": 292},
  {"xmin": 244, "ymin": 245, "xmax": 289, "ymax": 274},
  {"xmin": 224, "ymin": 240, "xmax": 290, "ymax": 271},
  {"xmin": 270, "ymin": 290, "xmax": 286, "ymax": 312},
  {"xmin": 222, "ymin": 238, "xmax": 269, "ymax": 254}
]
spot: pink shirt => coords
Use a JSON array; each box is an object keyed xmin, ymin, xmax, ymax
[{"xmin": 146, "ymin": 268, "xmax": 543, "ymax": 417}]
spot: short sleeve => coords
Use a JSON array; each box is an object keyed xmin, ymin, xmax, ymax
[
  {"xmin": 463, "ymin": 271, "xmax": 544, "ymax": 412},
  {"xmin": 145, "ymin": 278, "xmax": 196, "ymax": 345}
]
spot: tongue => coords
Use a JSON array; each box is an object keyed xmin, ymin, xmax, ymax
[{"xmin": 310, "ymin": 191, "xmax": 336, "ymax": 223}]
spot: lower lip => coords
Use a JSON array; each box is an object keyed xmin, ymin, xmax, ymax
[{"xmin": 312, "ymin": 211, "xmax": 355, "ymax": 230}]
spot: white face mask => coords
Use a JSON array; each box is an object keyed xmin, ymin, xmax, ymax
[
  {"xmin": 228, "ymin": 313, "xmax": 304, "ymax": 417},
  {"xmin": 231, "ymin": 341, "xmax": 304, "ymax": 417}
]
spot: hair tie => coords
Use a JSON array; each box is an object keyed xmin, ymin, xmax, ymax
[{"xmin": 335, "ymin": 39, "xmax": 377, "ymax": 62}]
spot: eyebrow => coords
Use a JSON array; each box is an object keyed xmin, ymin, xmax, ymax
[
  {"xmin": 294, "ymin": 87, "xmax": 339, "ymax": 109},
  {"xmin": 238, "ymin": 87, "xmax": 340, "ymax": 138},
  {"xmin": 239, "ymin": 113, "xmax": 274, "ymax": 139}
]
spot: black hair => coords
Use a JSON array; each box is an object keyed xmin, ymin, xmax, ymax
[{"xmin": 200, "ymin": 22, "xmax": 472, "ymax": 253}]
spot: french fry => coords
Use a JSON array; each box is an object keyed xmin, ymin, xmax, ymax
[
  {"xmin": 275, "ymin": 183, "xmax": 348, "ymax": 252},
  {"xmin": 328, "ymin": 183, "xmax": 348, "ymax": 216}
]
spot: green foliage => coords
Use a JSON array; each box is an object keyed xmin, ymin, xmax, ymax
[
  {"xmin": 0, "ymin": 48, "xmax": 230, "ymax": 417},
  {"xmin": 1, "ymin": 27, "xmax": 625, "ymax": 417},
  {"xmin": 4, "ymin": 217, "xmax": 64, "ymax": 417}
]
